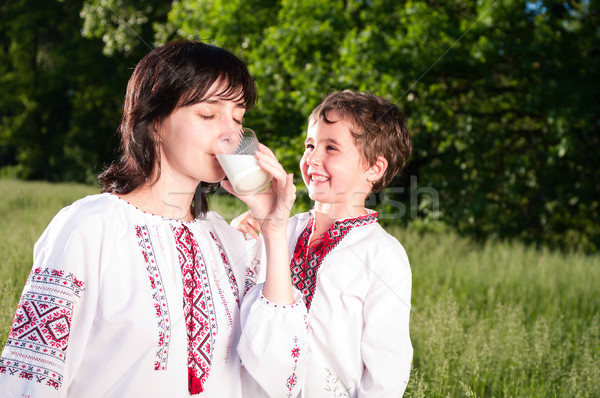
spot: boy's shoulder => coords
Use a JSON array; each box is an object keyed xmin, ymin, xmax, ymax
[
  {"xmin": 351, "ymin": 221, "xmax": 407, "ymax": 255},
  {"xmin": 289, "ymin": 211, "xmax": 407, "ymax": 258}
]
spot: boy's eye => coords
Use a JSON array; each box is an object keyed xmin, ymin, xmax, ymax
[
  {"xmin": 305, "ymin": 144, "xmax": 314, "ymax": 150},
  {"xmin": 199, "ymin": 114, "xmax": 215, "ymax": 120},
  {"xmin": 326, "ymin": 145, "xmax": 337, "ymax": 151}
]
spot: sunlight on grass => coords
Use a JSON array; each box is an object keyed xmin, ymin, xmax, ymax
[
  {"xmin": 1, "ymin": 179, "xmax": 598, "ymax": 396},
  {"xmin": 393, "ymin": 225, "xmax": 600, "ymax": 397}
]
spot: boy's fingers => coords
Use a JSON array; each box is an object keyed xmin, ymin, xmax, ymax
[
  {"xmin": 241, "ymin": 224, "xmax": 260, "ymax": 240},
  {"xmin": 248, "ymin": 216, "xmax": 262, "ymax": 232}
]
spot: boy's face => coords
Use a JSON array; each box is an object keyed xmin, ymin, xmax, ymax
[{"xmin": 300, "ymin": 112, "xmax": 374, "ymax": 209}]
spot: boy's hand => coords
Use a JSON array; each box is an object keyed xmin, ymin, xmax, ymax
[{"xmin": 231, "ymin": 210, "xmax": 262, "ymax": 240}]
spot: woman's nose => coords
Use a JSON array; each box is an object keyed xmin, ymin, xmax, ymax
[{"xmin": 219, "ymin": 115, "xmax": 240, "ymax": 135}]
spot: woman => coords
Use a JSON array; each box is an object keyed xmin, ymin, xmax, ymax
[{"xmin": 0, "ymin": 40, "xmax": 306, "ymax": 397}]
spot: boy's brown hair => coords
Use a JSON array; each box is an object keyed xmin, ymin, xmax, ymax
[{"xmin": 309, "ymin": 90, "xmax": 412, "ymax": 193}]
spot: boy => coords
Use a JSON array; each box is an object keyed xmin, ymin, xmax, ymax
[{"xmin": 235, "ymin": 90, "xmax": 413, "ymax": 396}]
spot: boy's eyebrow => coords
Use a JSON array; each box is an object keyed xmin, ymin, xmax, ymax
[
  {"xmin": 304, "ymin": 137, "xmax": 343, "ymax": 146},
  {"xmin": 325, "ymin": 137, "xmax": 341, "ymax": 146}
]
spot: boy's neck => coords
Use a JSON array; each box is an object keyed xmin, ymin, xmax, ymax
[
  {"xmin": 312, "ymin": 201, "xmax": 368, "ymax": 225},
  {"xmin": 309, "ymin": 201, "xmax": 368, "ymax": 245}
]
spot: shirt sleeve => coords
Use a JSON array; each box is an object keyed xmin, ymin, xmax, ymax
[
  {"xmin": 237, "ymin": 282, "xmax": 308, "ymax": 398},
  {"xmin": 357, "ymin": 244, "xmax": 413, "ymax": 397},
  {"xmin": 0, "ymin": 208, "xmax": 101, "ymax": 398}
]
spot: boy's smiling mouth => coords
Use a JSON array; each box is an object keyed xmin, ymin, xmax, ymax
[{"xmin": 309, "ymin": 173, "xmax": 330, "ymax": 182}]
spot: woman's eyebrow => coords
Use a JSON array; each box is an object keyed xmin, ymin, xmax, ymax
[{"xmin": 201, "ymin": 98, "xmax": 246, "ymax": 108}]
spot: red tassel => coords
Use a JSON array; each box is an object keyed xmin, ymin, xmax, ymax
[{"xmin": 188, "ymin": 368, "xmax": 203, "ymax": 395}]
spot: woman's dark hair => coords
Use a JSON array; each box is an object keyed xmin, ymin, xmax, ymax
[{"xmin": 98, "ymin": 40, "xmax": 257, "ymax": 217}]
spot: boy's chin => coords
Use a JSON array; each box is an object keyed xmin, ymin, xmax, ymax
[{"xmin": 307, "ymin": 190, "xmax": 334, "ymax": 204}]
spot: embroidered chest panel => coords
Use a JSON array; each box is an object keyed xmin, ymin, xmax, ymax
[
  {"xmin": 290, "ymin": 212, "xmax": 378, "ymax": 309},
  {"xmin": 136, "ymin": 224, "xmax": 173, "ymax": 371}
]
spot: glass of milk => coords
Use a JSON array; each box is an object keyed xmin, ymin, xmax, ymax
[{"xmin": 216, "ymin": 127, "xmax": 272, "ymax": 195}]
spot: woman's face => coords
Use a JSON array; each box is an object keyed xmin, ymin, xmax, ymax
[{"xmin": 157, "ymin": 82, "xmax": 247, "ymax": 188}]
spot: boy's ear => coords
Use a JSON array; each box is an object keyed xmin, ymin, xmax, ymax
[{"xmin": 366, "ymin": 156, "xmax": 388, "ymax": 183}]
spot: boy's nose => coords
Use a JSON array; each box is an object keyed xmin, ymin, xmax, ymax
[{"xmin": 306, "ymin": 150, "xmax": 321, "ymax": 166}]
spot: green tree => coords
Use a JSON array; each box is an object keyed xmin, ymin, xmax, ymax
[
  {"xmin": 1, "ymin": 0, "xmax": 597, "ymax": 250},
  {"xmin": 159, "ymin": 0, "xmax": 599, "ymax": 250},
  {"xmin": 0, "ymin": 0, "xmax": 171, "ymax": 182},
  {"xmin": 0, "ymin": 0, "xmax": 77, "ymax": 180}
]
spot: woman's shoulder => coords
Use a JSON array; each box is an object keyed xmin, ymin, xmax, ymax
[
  {"xmin": 52, "ymin": 192, "xmax": 106, "ymax": 220},
  {"xmin": 46, "ymin": 193, "xmax": 135, "ymax": 236},
  {"xmin": 33, "ymin": 194, "xmax": 129, "ymax": 264}
]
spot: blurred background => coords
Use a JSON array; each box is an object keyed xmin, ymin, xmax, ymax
[
  {"xmin": 2, "ymin": 2, "xmax": 600, "ymax": 397},
  {"xmin": 1, "ymin": 0, "xmax": 598, "ymax": 252}
]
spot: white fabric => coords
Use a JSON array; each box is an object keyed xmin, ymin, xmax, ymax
[
  {"xmin": 0, "ymin": 193, "xmax": 307, "ymax": 398},
  {"xmin": 289, "ymin": 212, "xmax": 413, "ymax": 398}
]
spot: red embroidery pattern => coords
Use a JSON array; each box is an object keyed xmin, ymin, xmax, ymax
[
  {"xmin": 209, "ymin": 231, "xmax": 239, "ymax": 302},
  {"xmin": 290, "ymin": 212, "xmax": 378, "ymax": 309},
  {"xmin": 208, "ymin": 231, "xmax": 236, "ymax": 362},
  {"xmin": 244, "ymin": 263, "xmax": 258, "ymax": 295},
  {"xmin": 173, "ymin": 225, "xmax": 217, "ymax": 395},
  {"xmin": 1, "ymin": 267, "xmax": 85, "ymax": 390},
  {"xmin": 135, "ymin": 225, "xmax": 171, "ymax": 371},
  {"xmin": 286, "ymin": 336, "xmax": 302, "ymax": 397}
]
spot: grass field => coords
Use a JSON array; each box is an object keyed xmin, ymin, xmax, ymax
[{"xmin": 0, "ymin": 179, "xmax": 598, "ymax": 397}]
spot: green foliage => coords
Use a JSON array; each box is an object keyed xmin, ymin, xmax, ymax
[
  {"xmin": 80, "ymin": 0, "xmax": 171, "ymax": 56},
  {"xmin": 0, "ymin": 0, "xmax": 598, "ymax": 251},
  {"xmin": 1, "ymin": 180, "xmax": 598, "ymax": 396},
  {"xmin": 158, "ymin": 0, "xmax": 599, "ymax": 251},
  {"xmin": 0, "ymin": 0, "xmax": 128, "ymax": 182}
]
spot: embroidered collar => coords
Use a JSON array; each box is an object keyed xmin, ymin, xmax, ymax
[
  {"xmin": 290, "ymin": 210, "xmax": 378, "ymax": 309},
  {"xmin": 314, "ymin": 209, "xmax": 379, "ymax": 234}
]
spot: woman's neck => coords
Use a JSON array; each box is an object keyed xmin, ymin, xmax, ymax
[{"xmin": 119, "ymin": 175, "xmax": 198, "ymax": 221}]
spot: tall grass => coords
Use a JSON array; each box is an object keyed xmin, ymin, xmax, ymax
[
  {"xmin": 396, "ymin": 226, "xmax": 600, "ymax": 397},
  {"xmin": 1, "ymin": 179, "xmax": 598, "ymax": 396},
  {"xmin": 0, "ymin": 180, "xmax": 100, "ymax": 342}
]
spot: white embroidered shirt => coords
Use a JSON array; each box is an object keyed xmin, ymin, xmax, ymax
[
  {"xmin": 0, "ymin": 194, "xmax": 307, "ymax": 398},
  {"xmin": 288, "ymin": 210, "xmax": 412, "ymax": 398}
]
